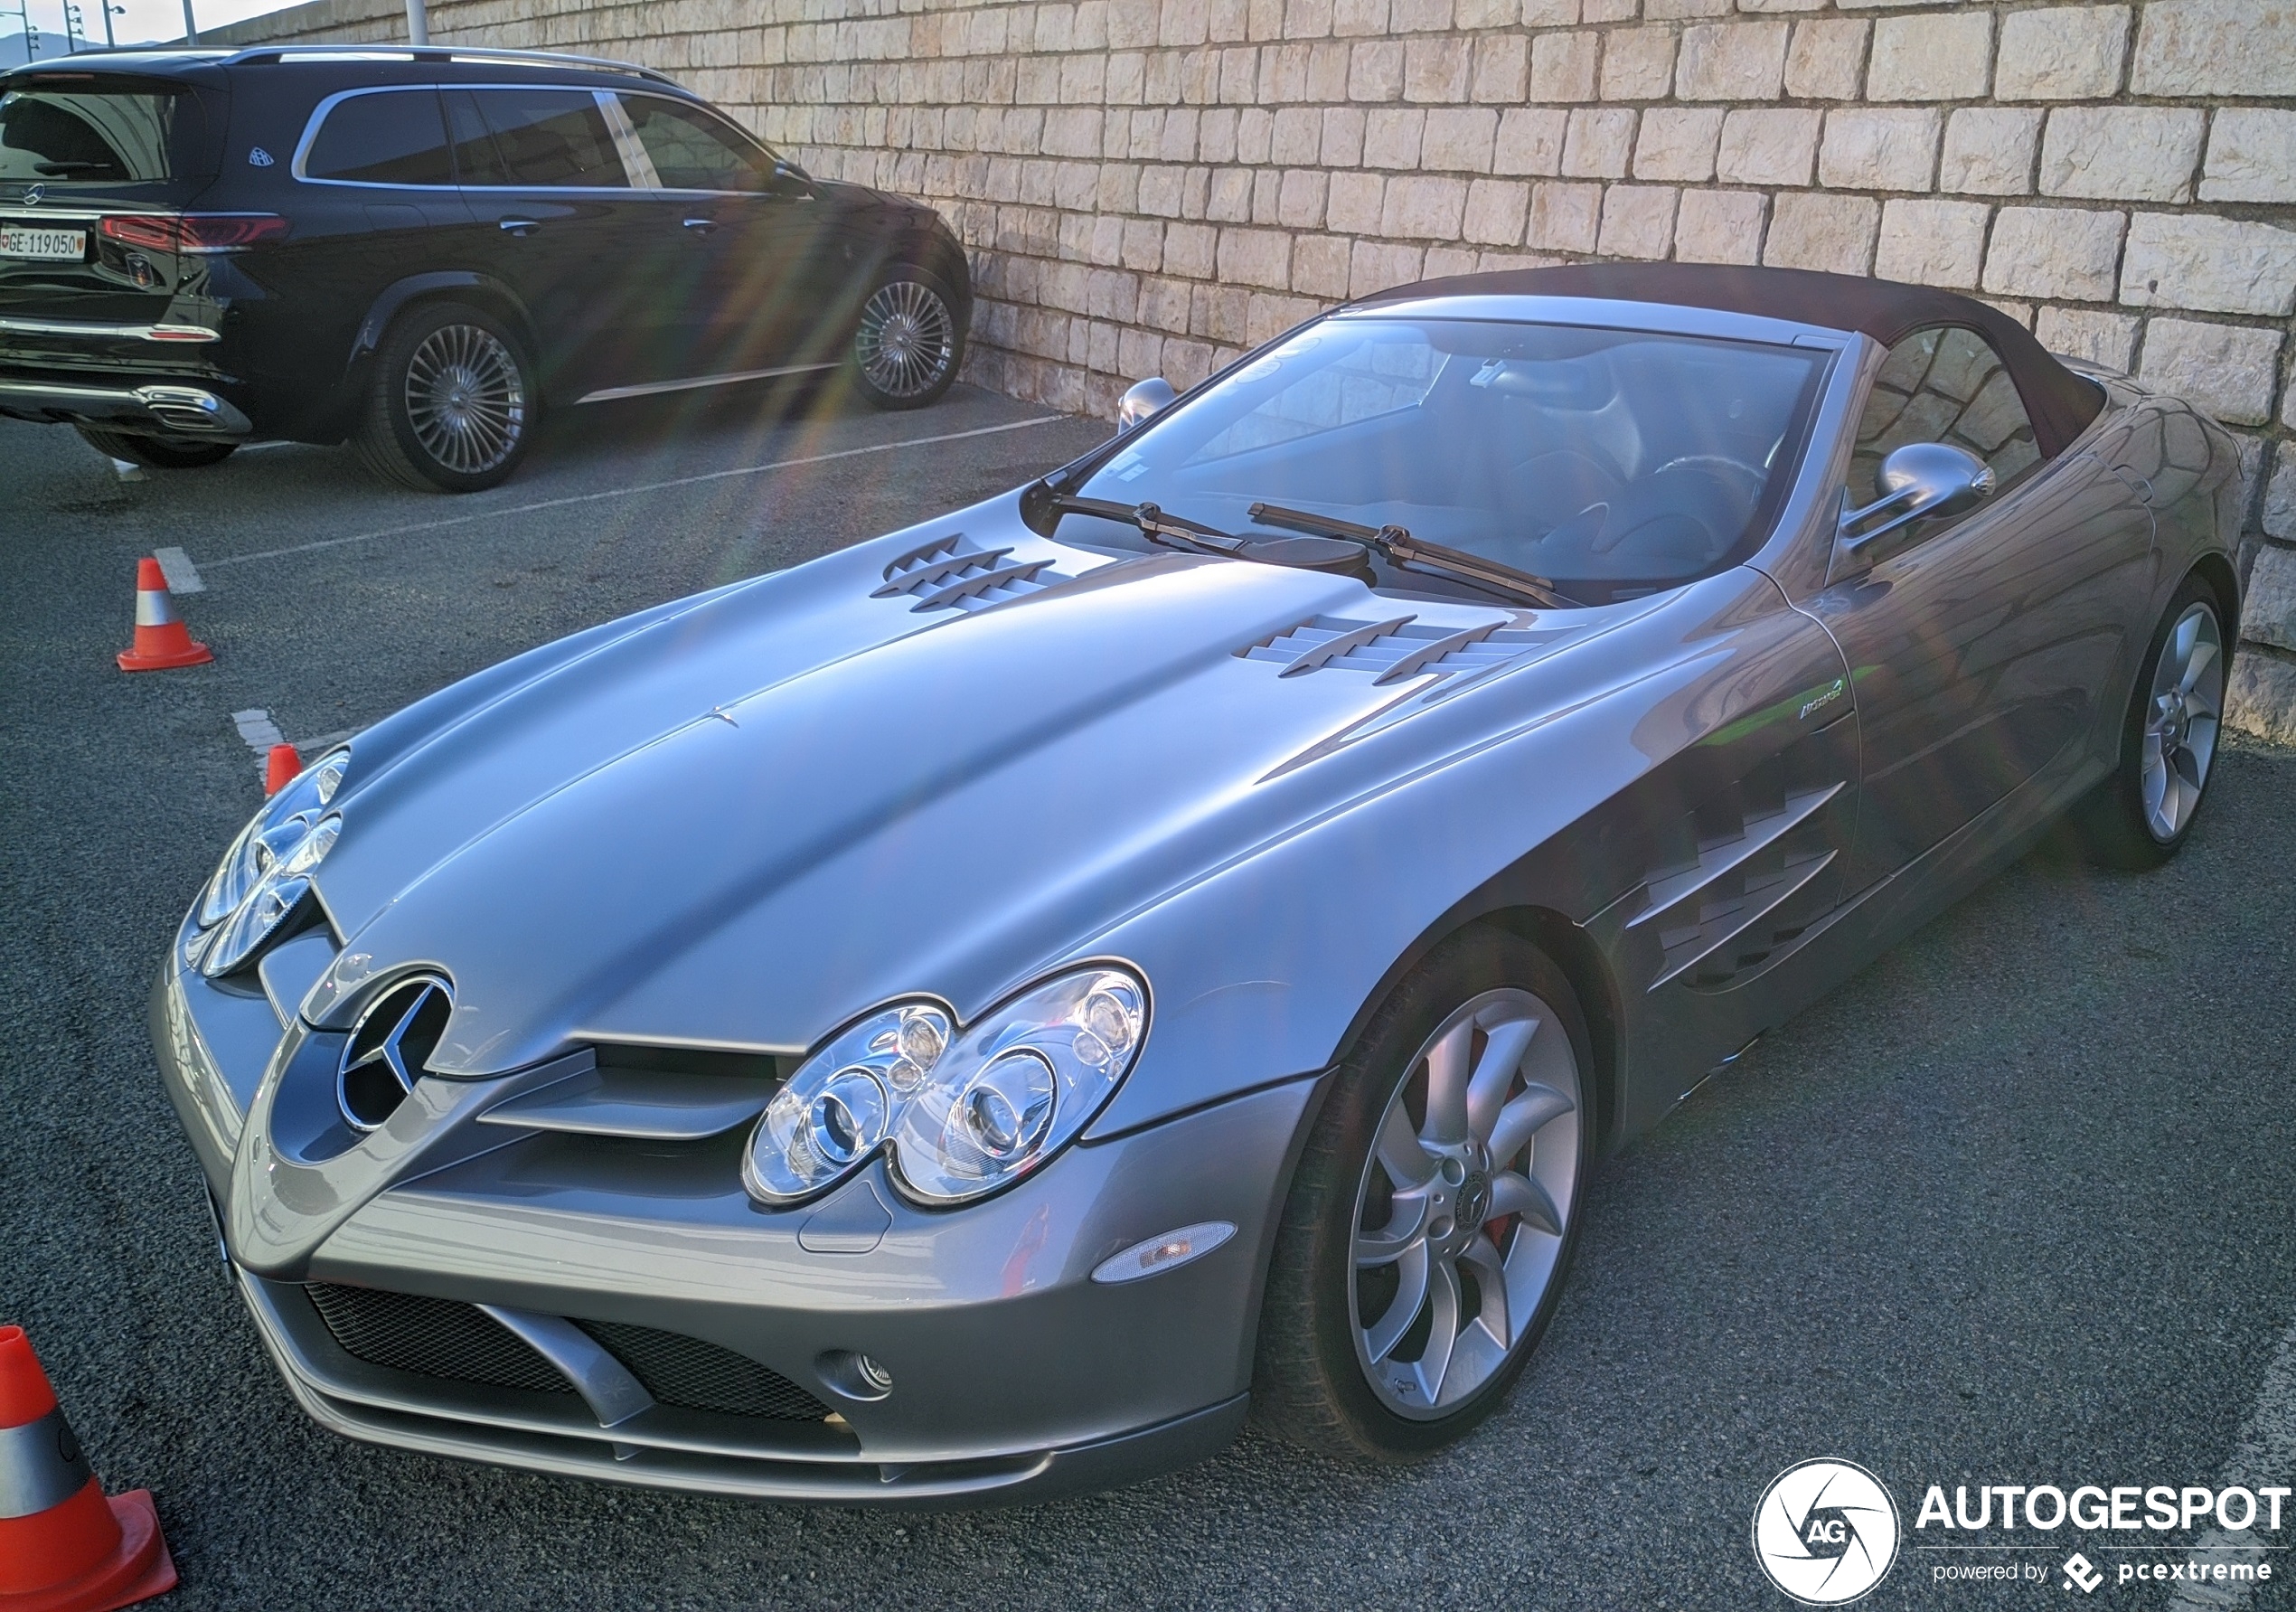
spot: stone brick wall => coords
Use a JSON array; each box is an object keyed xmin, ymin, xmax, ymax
[{"xmin": 216, "ymin": 0, "xmax": 2296, "ymax": 739}]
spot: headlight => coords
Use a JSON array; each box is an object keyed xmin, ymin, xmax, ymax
[
  {"xmin": 743, "ymin": 965, "xmax": 1149, "ymax": 1208},
  {"xmin": 189, "ymin": 749, "xmax": 348, "ymax": 976}
]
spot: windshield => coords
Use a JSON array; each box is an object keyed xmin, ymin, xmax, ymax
[
  {"xmin": 0, "ymin": 81, "xmax": 204, "ymax": 184},
  {"xmin": 1073, "ymin": 318, "xmax": 1830, "ymax": 603}
]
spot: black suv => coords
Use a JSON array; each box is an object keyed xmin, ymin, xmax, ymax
[{"xmin": 0, "ymin": 47, "xmax": 972, "ymax": 490}]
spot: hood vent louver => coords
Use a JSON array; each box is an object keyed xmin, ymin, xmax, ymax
[
  {"xmin": 875, "ymin": 533, "xmax": 1067, "ymax": 613},
  {"xmin": 1241, "ymin": 613, "xmax": 1563, "ymax": 685}
]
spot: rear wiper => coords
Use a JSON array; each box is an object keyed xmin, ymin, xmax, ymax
[
  {"xmin": 1248, "ymin": 503, "xmax": 1581, "ymax": 609},
  {"xmin": 1039, "ymin": 490, "xmax": 1371, "ymax": 578}
]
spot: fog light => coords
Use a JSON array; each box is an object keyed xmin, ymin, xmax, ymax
[{"xmin": 817, "ymin": 1349, "xmax": 894, "ymax": 1400}]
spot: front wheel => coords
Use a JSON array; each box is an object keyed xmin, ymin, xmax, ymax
[
  {"xmin": 846, "ymin": 266, "xmax": 964, "ymax": 410},
  {"xmin": 353, "ymin": 301, "xmax": 533, "ymax": 494},
  {"xmin": 75, "ymin": 426, "xmax": 237, "ymax": 469},
  {"xmin": 1255, "ymin": 928, "xmax": 1592, "ymax": 1461},
  {"xmin": 2066, "ymin": 575, "xmax": 2228, "ymax": 869}
]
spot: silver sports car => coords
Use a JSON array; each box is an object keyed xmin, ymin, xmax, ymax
[{"xmin": 154, "ymin": 264, "xmax": 2243, "ymax": 1504}]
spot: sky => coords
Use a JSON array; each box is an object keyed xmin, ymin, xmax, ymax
[{"xmin": 2, "ymin": 0, "xmax": 310, "ymax": 57}]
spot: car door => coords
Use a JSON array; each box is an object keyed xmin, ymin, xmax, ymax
[
  {"xmin": 1799, "ymin": 325, "xmax": 2155, "ymax": 891},
  {"xmin": 444, "ymin": 85, "xmax": 667, "ymax": 401},
  {"xmin": 610, "ymin": 91, "xmax": 841, "ymax": 385}
]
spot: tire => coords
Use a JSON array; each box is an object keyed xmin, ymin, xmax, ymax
[
  {"xmin": 353, "ymin": 301, "xmax": 533, "ymax": 494},
  {"xmin": 845, "ymin": 264, "xmax": 965, "ymax": 411},
  {"xmin": 1255, "ymin": 926, "xmax": 1594, "ymax": 1462},
  {"xmin": 2064, "ymin": 574, "xmax": 2228, "ymax": 870},
  {"xmin": 76, "ymin": 426, "xmax": 236, "ymax": 470}
]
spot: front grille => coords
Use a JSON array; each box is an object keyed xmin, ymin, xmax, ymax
[
  {"xmin": 579, "ymin": 1319, "xmax": 830, "ymax": 1421},
  {"xmin": 305, "ymin": 1283, "xmax": 572, "ymax": 1396}
]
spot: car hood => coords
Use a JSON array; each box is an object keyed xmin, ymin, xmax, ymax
[{"xmin": 301, "ymin": 502, "xmax": 1633, "ymax": 1076}]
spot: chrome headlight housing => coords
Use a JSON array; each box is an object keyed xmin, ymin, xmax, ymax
[
  {"xmin": 744, "ymin": 965, "xmax": 1149, "ymax": 1208},
  {"xmin": 189, "ymin": 749, "xmax": 348, "ymax": 977}
]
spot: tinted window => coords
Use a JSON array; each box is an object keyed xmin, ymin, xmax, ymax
[
  {"xmin": 1076, "ymin": 320, "xmax": 1828, "ymax": 601},
  {"xmin": 0, "ymin": 84, "xmax": 191, "ymax": 183},
  {"xmin": 1853, "ymin": 326, "xmax": 2041, "ymax": 501},
  {"xmin": 457, "ymin": 90, "xmax": 625, "ymax": 188},
  {"xmin": 304, "ymin": 90, "xmax": 453, "ymax": 186},
  {"xmin": 620, "ymin": 96, "xmax": 771, "ymax": 191}
]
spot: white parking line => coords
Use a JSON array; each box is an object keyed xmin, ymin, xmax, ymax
[
  {"xmin": 154, "ymin": 547, "xmax": 205, "ymax": 594},
  {"xmin": 2167, "ymin": 1319, "xmax": 2296, "ymax": 1609},
  {"xmin": 231, "ymin": 708, "xmax": 284, "ymax": 754},
  {"xmin": 198, "ymin": 414, "xmax": 1071, "ymax": 572}
]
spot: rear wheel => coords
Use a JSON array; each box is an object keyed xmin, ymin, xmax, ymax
[
  {"xmin": 2066, "ymin": 575, "xmax": 2227, "ymax": 869},
  {"xmin": 354, "ymin": 301, "xmax": 533, "ymax": 494},
  {"xmin": 846, "ymin": 265, "xmax": 963, "ymax": 410},
  {"xmin": 75, "ymin": 427, "xmax": 236, "ymax": 470},
  {"xmin": 1255, "ymin": 927, "xmax": 1592, "ymax": 1461}
]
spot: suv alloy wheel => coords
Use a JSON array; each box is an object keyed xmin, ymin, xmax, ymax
[{"xmin": 355, "ymin": 301, "xmax": 534, "ymax": 494}]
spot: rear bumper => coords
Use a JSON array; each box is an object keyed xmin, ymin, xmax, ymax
[{"xmin": 0, "ymin": 376, "xmax": 252, "ymax": 436}]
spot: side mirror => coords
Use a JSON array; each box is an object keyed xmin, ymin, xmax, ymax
[
  {"xmin": 767, "ymin": 159, "xmax": 813, "ymax": 197},
  {"xmin": 1117, "ymin": 376, "xmax": 1177, "ymax": 431},
  {"xmin": 1839, "ymin": 441, "xmax": 1997, "ymax": 556}
]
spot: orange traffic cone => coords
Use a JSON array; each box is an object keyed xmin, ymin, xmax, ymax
[
  {"xmin": 0, "ymin": 1327, "xmax": 175, "ymax": 1612},
  {"xmin": 262, "ymin": 744, "xmax": 301, "ymax": 797},
  {"xmin": 115, "ymin": 560, "xmax": 212, "ymax": 673}
]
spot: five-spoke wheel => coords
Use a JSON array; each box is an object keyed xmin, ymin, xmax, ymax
[{"xmin": 2069, "ymin": 574, "xmax": 2228, "ymax": 869}]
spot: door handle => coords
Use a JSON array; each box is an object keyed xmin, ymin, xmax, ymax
[
  {"xmin": 498, "ymin": 217, "xmax": 541, "ymax": 237},
  {"xmin": 682, "ymin": 218, "xmax": 719, "ymax": 235}
]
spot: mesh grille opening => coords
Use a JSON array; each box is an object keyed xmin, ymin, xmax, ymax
[
  {"xmin": 304, "ymin": 1283, "xmax": 574, "ymax": 1396},
  {"xmin": 579, "ymin": 1320, "xmax": 830, "ymax": 1421}
]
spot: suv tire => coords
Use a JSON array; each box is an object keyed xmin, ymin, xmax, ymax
[
  {"xmin": 845, "ymin": 264, "xmax": 965, "ymax": 411},
  {"xmin": 354, "ymin": 301, "xmax": 534, "ymax": 494},
  {"xmin": 76, "ymin": 427, "xmax": 237, "ymax": 470}
]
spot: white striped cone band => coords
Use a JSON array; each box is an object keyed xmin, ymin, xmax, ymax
[
  {"xmin": 0, "ymin": 1407, "xmax": 94, "ymax": 1519},
  {"xmin": 135, "ymin": 587, "xmax": 181, "ymax": 629}
]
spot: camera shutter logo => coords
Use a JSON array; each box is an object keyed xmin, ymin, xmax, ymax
[{"xmin": 1752, "ymin": 1458, "xmax": 1901, "ymax": 1605}]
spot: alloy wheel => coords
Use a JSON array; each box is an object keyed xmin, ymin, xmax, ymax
[
  {"xmin": 855, "ymin": 279, "xmax": 955, "ymax": 400},
  {"xmin": 1350, "ymin": 986, "xmax": 1582, "ymax": 1419},
  {"xmin": 2141, "ymin": 601, "xmax": 2223, "ymax": 843},
  {"xmin": 404, "ymin": 323, "xmax": 526, "ymax": 477}
]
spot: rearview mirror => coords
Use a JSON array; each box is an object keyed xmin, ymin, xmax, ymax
[
  {"xmin": 1117, "ymin": 376, "xmax": 1177, "ymax": 430},
  {"xmin": 1839, "ymin": 442, "xmax": 1996, "ymax": 556}
]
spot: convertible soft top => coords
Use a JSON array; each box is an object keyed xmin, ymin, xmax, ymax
[{"xmin": 1362, "ymin": 263, "xmax": 2105, "ymax": 459}]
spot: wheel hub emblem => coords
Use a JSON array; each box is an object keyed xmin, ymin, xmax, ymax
[
  {"xmin": 1457, "ymin": 1171, "xmax": 1491, "ymax": 1229},
  {"xmin": 337, "ymin": 976, "xmax": 453, "ymax": 1132}
]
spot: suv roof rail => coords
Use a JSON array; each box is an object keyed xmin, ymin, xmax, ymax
[{"xmin": 218, "ymin": 43, "xmax": 680, "ymax": 85}]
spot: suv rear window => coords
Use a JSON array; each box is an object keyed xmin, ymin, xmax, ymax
[
  {"xmin": 447, "ymin": 89, "xmax": 626, "ymax": 188},
  {"xmin": 303, "ymin": 89, "xmax": 454, "ymax": 186},
  {"xmin": 0, "ymin": 80, "xmax": 206, "ymax": 184}
]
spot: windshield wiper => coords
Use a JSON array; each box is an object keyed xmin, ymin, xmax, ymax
[
  {"xmin": 1040, "ymin": 492, "xmax": 1250, "ymax": 556},
  {"xmin": 1248, "ymin": 504, "xmax": 1581, "ymax": 609}
]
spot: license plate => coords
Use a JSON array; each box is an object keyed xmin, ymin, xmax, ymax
[{"xmin": 0, "ymin": 227, "xmax": 89, "ymax": 261}]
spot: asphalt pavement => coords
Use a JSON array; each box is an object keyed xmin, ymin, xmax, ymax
[{"xmin": 3, "ymin": 380, "xmax": 2293, "ymax": 1611}]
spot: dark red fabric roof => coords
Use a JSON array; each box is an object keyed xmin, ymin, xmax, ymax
[{"xmin": 1362, "ymin": 263, "xmax": 2105, "ymax": 458}]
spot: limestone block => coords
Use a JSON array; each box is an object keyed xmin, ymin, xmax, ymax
[
  {"xmin": 2120, "ymin": 213, "xmax": 2296, "ymax": 317},
  {"xmin": 1291, "ymin": 232, "xmax": 1354, "ymax": 297},
  {"xmin": 1464, "ymin": 177, "xmax": 1533, "ymax": 243},
  {"xmin": 1598, "ymin": 184, "xmax": 1679, "ymax": 259},
  {"xmin": 1601, "ymin": 27, "xmax": 1679, "ymax": 100},
  {"xmin": 1675, "ymin": 21, "xmax": 1791, "ymax": 99},
  {"xmin": 1277, "ymin": 168, "xmax": 1328, "ymax": 226},
  {"xmin": 1530, "ymin": 30, "xmax": 1600, "ymax": 100},
  {"xmin": 1350, "ymin": 238, "xmax": 1427, "ymax": 296},
  {"xmin": 1873, "ymin": 197, "xmax": 1989, "ymax": 288},
  {"xmin": 1634, "ymin": 108, "xmax": 1727, "ymax": 181},
  {"xmin": 1562, "ymin": 108, "xmax": 1637, "ymax": 177},
  {"xmin": 1981, "ymin": 206, "xmax": 2123, "ymax": 300},
  {"xmin": 1405, "ymin": 36, "xmax": 1474, "ymax": 101},
  {"xmin": 1646, "ymin": 0, "xmax": 1730, "ymax": 17},
  {"xmin": 2200, "ymin": 111, "xmax": 2296, "ymax": 205},
  {"xmin": 2131, "ymin": 0, "xmax": 2296, "ymax": 96},
  {"xmin": 1529, "ymin": 179, "xmax": 1604, "ymax": 250},
  {"xmin": 1473, "ymin": 35, "xmax": 1530, "ymax": 101},
  {"xmin": 1382, "ymin": 173, "xmax": 1471, "ymax": 237},
  {"xmin": 2225, "ymin": 651, "xmax": 2296, "ymax": 744},
  {"xmin": 2138, "ymin": 318, "xmax": 2282, "ymax": 425},
  {"xmin": 1867, "ymin": 13, "xmax": 1992, "ymax": 101},
  {"xmin": 1391, "ymin": 0, "xmax": 1452, "ymax": 30},
  {"xmin": 1818, "ymin": 108, "xmax": 1940, "ymax": 191},
  {"xmin": 1674, "ymin": 189, "xmax": 1765, "ymax": 263},
  {"xmin": 1325, "ymin": 168, "xmax": 1387, "ymax": 231},
  {"xmin": 1322, "ymin": 106, "xmax": 1367, "ymax": 165},
  {"xmin": 2249, "ymin": 543, "xmax": 2296, "ymax": 636},
  {"xmin": 1939, "ymin": 108, "xmax": 2040, "ymax": 195},
  {"xmin": 1783, "ymin": 19, "xmax": 1867, "ymax": 99},
  {"xmin": 1495, "ymin": 107, "xmax": 1568, "ymax": 174},
  {"xmin": 2039, "ymin": 108, "xmax": 2203, "ymax": 203},
  {"xmin": 1349, "ymin": 39, "xmax": 1405, "ymax": 98},
  {"xmin": 1763, "ymin": 191, "xmax": 1879, "ymax": 273},
  {"xmin": 1994, "ymin": 5, "xmax": 2129, "ymax": 99},
  {"xmin": 1271, "ymin": 106, "xmax": 1322, "ymax": 164},
  {"xmin": 1333, "ymin": 0, "xmax": 1388, "ymax": 33},
  {"xmin": 1423, "ymin": 107, "xmax": 1501, "ymax": 171},
  {"xmin": 1365, "ymin": 108, "xmax": 1427, "ymax": 168},
  {"xmin": 2034, "ymin": 306, "xmax": 2140, "ymax": 371},
  {"xmin": 1717, "ymin": 108, "xmax": 1821, "ymax": 186}
]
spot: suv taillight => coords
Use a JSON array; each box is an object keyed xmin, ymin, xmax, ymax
[{"xmin": 99, "ymin": 213, "xmax": 290, "ymax": 254}]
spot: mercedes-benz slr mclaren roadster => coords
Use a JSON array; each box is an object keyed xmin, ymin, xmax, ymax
[{"xmin": 154, "ymin": 264, "xmax": 2243, "ymax": 1504}]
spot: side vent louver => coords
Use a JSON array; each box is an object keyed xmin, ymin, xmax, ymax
[
  {"xmin": 874, "ymin": 533, "xmax": 1066, "ymax": 613},
  {"xmin": 1239, "ymin": 613, "xmax": 1560, "ymax": 684}
]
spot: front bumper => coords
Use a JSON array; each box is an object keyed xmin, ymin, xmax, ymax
[
  {"xmin": 153, "ymin": 938, "xmax": 1316, "ymax": 1504},
  {"xmin": 0, "ymin": 375, "xmax": 252, "ymax": 437}
]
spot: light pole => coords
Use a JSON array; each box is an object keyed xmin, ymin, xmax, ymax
[
  {"xmin": 405, "ymin": 0, "xmax": 426, "ymax": 44},
  {"xmin": 179, "ymin": 0, "xmax": 194, "ymax": 41}
]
